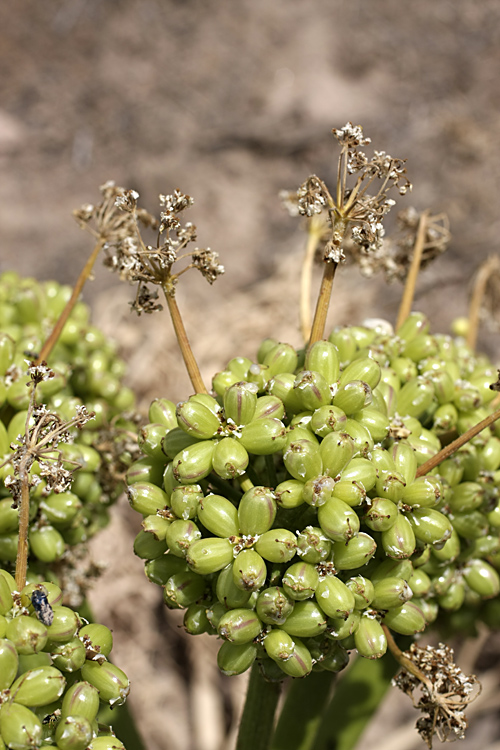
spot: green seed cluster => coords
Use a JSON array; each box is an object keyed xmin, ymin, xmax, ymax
[
  {"xmin": 0, "ymin": 272, "xmax": 136, "ymax": 572},
  {"xmin": 0, "ymin": 568, "xmax": 129, "ymax": 750},
  {"xmin": 129, "ymin": 311, "xmax": 500, "ymax": 678}
]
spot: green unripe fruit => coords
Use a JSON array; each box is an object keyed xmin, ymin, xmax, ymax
[
  {"xmin": 305, "ymin": 341, "xmax": 340, "ymax": 385},
  {"xmin": 371, "ymin": 577, "xmax": 413, "ymax": 610},
  {"xmin": 397, "ymin": 311, "xmax": 429, "ymax": 341},
  {"xmin": 318, "ymin": 496, "xmax": 360, "ymax": 543},
  {"xmin": 381, "ymin": 513, "xmax": 416, "ymax": 559},
  {"xmin": 383, "ymin": 601, "xmax": 426, "ymax": 635},
  {"xmin": 326, "ymin": 610, "xmax": 360, "ymax": 640},
  {"xmin": 340, "ymin": 457, "xmax": 377, "ymax": 491},
  {"xmin": 223, "ymin": 382, "xmax": 258, "ymax": 425},
  {"xmin": 354, "ymin": 614, "xmax": 387, "ymax": 659},
  {"xmin": 238, "ymin": 418, "xmax": 287, "ymax": 455},
  {"xmin": 403, "ymin": 333, "xmax": 438, "ymax": 363},
  {"xmin": 437, "ymin": 581, "xmax": 465, "ymax": 611},
  {"xmin": 232, "ymin": 549, "xmax": 267, "ymax": 592},
  {"xmin": 370, "ymin": 559, "xmax": 414, "ymax": 584},
  {"xmin": 0, "ymin": 532, "xmax": 19, "ymax": 562},
  {"xmin": 79, "ymin": 624, "xmax": 113, "ymax": 658},
  {"xmin": 170, "ymin": 485, "xmax": 203, "ymax": 520},
  {"xmin": 391, "ymin": 441, "xmax": 418, "ymax": 485},
  {"xmin": 480, "ymin": 437, "xmax": 500, "ymax": 472},
  {"xmin": 405, "ymin": 507, "xmax": 453, "ymax": 546},
  {"xmin": 216, "ymin": 565, "xmax": 253, "ymax": 609},
  {"xmin": 186, "ymin": 537, "xmax": 234, "ymax": 575},
  {"xmin": 0, "ymin": 498, "xmax": 20, "ymax": 535},
  {"xmin": 302, "ymin": 475, "xmax": 336, "ymax": 508},
  {"xmin": 310, "ymin": 405, "xmax": 347, "ymax": 438},
  {"xmin": 54, "ymin": 715, "xmax": 93, "ymax": 750},
  {"xmin": 227, "ymin": 356, "xmax": 253, "ymax": 378},
  {"xmin": 319, "ymin": 640, "xmax": 350, "ymax": 672},
  {"xmin": 6, "ymin": 616, "xmax": 47, "ymax": 654},
  {"xmin": 331, "ymin": 479, "xmax": 365, "ymax": 507},
  {"xmin": 198, "ymin": 494, "xmax": 240, "ymax": 537},
  {"xmin": 453, "ymin": 381, "xmax": 482, "ymax": 412},
  {"xmin": 284, "ymin": 439, "xmax": 323, "ymax": 482},
  {"xmin": 253, "ymin": 394, "xmax": 286, "ymax": 421},
  {"xmin": 46, "ymin": 606, "xmax": 80, "ymax": 644},
  {"xmin": 134, "ymin": 528, "xmax": 168, "ymax": 560},
  {"xmin": 256, "ymin": 587, "xmax": 295, "ymax": 625},
  {"xmin": 375, "ymin": 470, "xmax": 406, "ymax": 503},
  {"xmin": 293, "ymin": 370, "xmax": 332, "ymax": 411},
  {"xmin": 0, "ymin": 332, "xmax": 15, "ymax": 375},
  {"xmin": 162, "ymin": 428, "xmax": 199, "ymax": 460},
  {"xmin": 10, "ymin": 666, "xmax": 66, "ymax": 707},
  {"xmin": 267, "ymin": 372, "xmax": 303, "ymax": 414},
  {"xmin": 173, "ymin": 440, "xmax": 215, "ymax": 483},
  {"xmin": 145, "ymin": 554, "xmax": 189, "ymax": 585},
  {"xmin": 81, "ymin": 661, "xmax": 130, "ymax": 707},
  {"xmin": 217, "ymin": 641, "xmax": 257, "ymax": 676},
  {"xmin": 255, "ymin": 529, "xmax": 297, "ymax": 563},
  {"xmin": 213, "ymin": 369, "xmax": 240, "ymax": 396},
  {"xmin": 333, "ymin": 380, "xmax": 372, "ymax": 415},
  {"xmin": 212, "ymin": 438, "xmax": 249, "ymax": 479},
  {"xmin": 432, "ymin": 403, "xmax": 458, "ymax": 433},
  {"xmin": 278, "ymin": 637, "xmax": 313, "ymax": 677},
  {"xmin": 166, "ymin": 520, "xmax": 202, "ymax": 558},
  {"xmin": 16, "ymin": 652, "xmax": 51, "ymax": 675},
  {"xmin": 142, "ymin": 514, "xmax": 170, "ymax": 541},
  {"xmin": 263, "ymin": 342, "xmax": 298, "ymax": 378},
  {"xmin": 184, "ymin": 603, "xmax": 213, "ymax": 635},
  {"xmin": 61, "ymin": 682, "xmax": 100, "ymax": 723},
  {"xmin": 176, "ymin": 399, "xmax": 221, "ymax": 439},
  {"xmin": 340, "ymin": 419, "xmax": 374, "ymax": 455},
  {"xmin": 39, "ymin": 492, "xmax": 82, "ymax": 527},
  {"xmin": 137, "ymin": 423, "xmax": 168, "ymax": 461},
  {"xmin": 50, "ymin": 638, "xmax": 87, "ymax": 672},
  {"xmin": 352, "ymin": 407, "xmax": 390, "ymax": 442},
  {"xmin": 315, "ymin": 576, "xmax": 355, "ymax": 619},
  {"xmin": 238, "ymin": 486, "xmax": 277, "ymax": 534},
  {"xmin": 278, "ymin": 600, "xmax": 327, "ymax": 638},
  {"xmin": 463, "ymin": 559, "xmax": 500, "ymax": 598},
  {"xmin": 339, "ymin": 358, "xmax": 381, "ymax": 390},
  {"xmin": 329, "ymin": 328, "xmax": 357, "ymax": 364},
  {"xmin": 0, "ymin": 574, "xmax": 13, "ymax": 615},
  {"xmin": 408, "ymin": 569, "xmax": 431, "ymax": 597},
  {"xmin": 364, "ymin": 497, "xmax": 398, "ymax": 532},
  {"xmin": 332, "ymin": 533, "xmax": 377, "ymax": 570},
  {"xmin": 148, "ymin": 398, "xmax": 178, "ymax": 429},
  {"xmin": 163, "ymin": 571, "xmax": 207, "ymax": 609},
  {"xmin": 29, "ymin": 525, "xmax": 65, "ymax": 563},
  {"xmin": 218, "ymin": 609, "xmax": 262, "ymax": 644},
  {"xmin": 448, "ymin": 482, "xmax": 485, "ymax": 513},
  {"xmin": 87, "ymin": 738, "xmax": 125, "ymax": 750},
  {"xmin": 283, "ymin": 562, "xmax": 319, "ymax": 600},
  {"xmin": 319, "ymin": 431, "xmax": 355, "ymax": 477},
  {"xmin": 450, "ymin": 509, "xmax": 489, "ymax": 539},
  {"xmin": 396, "ymin": 376, "xmax": 435, "ymax": 419},
  {"xmin": 391, "ymin": 356, "xmax": 418, "ymax": 383},
  {"xmin": 0, "ymin": 703, "xmax": 42, "ymax": 750},
  {"xmin": 247, "ymin": 362, "xmax": 270, "ymax": 390},
  {"xmin": 264, "ymin": 628, "xmax": 295, "ymax": 661},
  {"xmin": 296, "ymin": 526, "xmax": 332, "ymax": 563},
  {"xmin": 346, "ymin": 576, "xmax": 375, "ymax": 609},
  {"xmin": 0, "ymin": 638, "xmax": 18, "ymax": 689},
  {"xmin": 275, "ymin": 480, "xmax": 305, "ymax": 509},
  {"xmin": 402, "ymin": 475, "xmax": 442, "ymax": 508}
]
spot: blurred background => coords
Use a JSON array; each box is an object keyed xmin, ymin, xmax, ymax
[{"xmin": 2, "ymin": 1, "xmax": 500, "ymax": 749}]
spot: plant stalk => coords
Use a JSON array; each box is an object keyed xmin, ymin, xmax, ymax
[
  {"xmin": 15, "ymin": 453, "xmax": 31, "ymax": 590},
  {"xmin": 235, "ymin": 663, "xmax": 282, "ymax": 750},
  {"xmin": 163, "ymin": 288, "xmax": 207, "ymax": 394},
  {"xmin": 37, "ymin": 239, "xmax": 104, "ymax": 364},
  {"xmin": 307, "ymin": 261, "xmax": 338, "ymax": 349},
  {"xmin": 396, "ymin": 210, "xmax": 429, "ymax": 331},
  {"xmin": 270, "ymin": 671, "xmax": 335, "ymax": 750},
  {"xmin": 300, "ymin": 221, "xmax": 322, "ymax": 343},
  {"xmin": 466, "ymin": 255, "xmax": 500, "ymax": 351}
]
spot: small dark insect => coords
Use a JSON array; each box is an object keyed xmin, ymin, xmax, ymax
[
  {"xmin": 42, "ymin": 709, "xmax": 61, "ymax": 726},
  {"xmin": 31, "ymin": 588, "xmax": 54, "ymax": 627}
]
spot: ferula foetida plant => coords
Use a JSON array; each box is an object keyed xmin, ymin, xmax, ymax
[{"xmin": 1, "ymin": 122, "xmax": 500, "ymax": 750}]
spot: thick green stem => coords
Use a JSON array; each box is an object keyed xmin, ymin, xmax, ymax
[
  {"xmin": 271, "ymin": 671, "xmax": 335, "ymax": 750},
  {"xmin": 236, "ymin": 663, "xmax": 282, "ymax": 750},
  {"xmin": 37, "ymin": 239, "xmax": 104, "ymax": 364}
]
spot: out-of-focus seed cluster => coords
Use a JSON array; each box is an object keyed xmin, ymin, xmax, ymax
[
  {"xmin": 129, "ymin": 312, "xmax": 500, "ymax": 679},
  {"xmin": 0, "ymin": 272, "xmax": 139, "ymax": 585},
  {"xmin": 0, "ymin": 569, "xmax": 129, "ymax": 750}
]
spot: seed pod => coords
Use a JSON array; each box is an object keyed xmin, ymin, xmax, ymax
[
  {"xmin": 437, "ymin": 581, "xmax": 465, "ymax": 611},
  {"xmin": 176, "ymin": 400, "xmax": 221, "ymax": 440},
  {"xmin": 296, "ymin": 526, "xmax": 332, "ymax": 563},
  {"xmin": 275, "ymin": 479, "xmax": 305, "ymax": 509},
  {"xmin": 408, "ymin": 569, "xmax": 431, "ymax": 597},
  {"xmin": 54, "ymin": 715, "xmax": 93, "ymax": 750},
  {"xmin": 319, "ymin": 640, "xmax": 350, "ymax": 673},
  {"xmin": 51, "ymin": 638, "xmax": 87, "ymax": 672},
  {"xmin": 318, "ymin": 496, "xmax": 360, "ymax": 543},
  {"xmin": 0, "ymin": 532, "xmax": 18, "ymax": 562},
  {"xmin": 345, "ymin": 576, "xmax": 375, "ymax": 610},
  {"xmin": 255, "ymin": 529, "xmax": 297, "ymax": 563},
  {"xmin": 354, "ymin": 614, "xmax": 387, "ymax": 659},
  {"xmin": 186, "ymin": 537, "xmax": 235, "ymax": 575},
  {"xmin": 6, "ymin": 616, "xmax": 47, "ymax": 655},
  {"xmin": 406, "ymin": 507, "xmax": 453, "ymax": 546},
  {"xmin": 134, "ymin": 528, "xmax": 168, "ymax": 560},
  {"xmin": 0, "ymin": 574, "xmax": 13, "ymax": 617},
  {"xmin": 328, "ymin": 328, "xmax": 357, "ymax": 363},
  {"xmin": 29, "ymin": 525, "xmax": 65, "ymax": 563},
  {"xmin": 88, "ymin": 738, "xmax": 125, "ymax": 750},
  {"xmin": 403, "ymin": 333, "xmax": 438, "ymax": 363},
  {"xmin": 166, "ymin": 520, "xmax": 202, "ymax": 558},
  {"xmin": 319, "ymin": 432, "xmax": 355, "ymax": 477},
  {"xmin": 45, "ymin": 606, "xmax": 80, "ymax": 644},
  {"xmin": 339, "ymin": 358, "xmax": 381, "ymax": 390},
  {"xmin": 184, "ymin": 603, "xmax": 213, "ymax": 635},
  {"xmin": 212, "ymin": 369, "xmax": 240, "ymax": 396},
  {"xmin": 450, "ymin": 509, "xmax": 489, "ymax": 539},
  {"xmin": 232, "ymin": 549, "xmax": 267, "ymax": 591},
  {"xmin": 210, "ymin": 438, "xmax": 248, "ymax": 480},
  {"xmin": 381, "ymin": 513, "xmax": 416, "ymax": 559},
  {"xmin": 256, "ymin": 587, "xmax": 295, "ymax": 625},
  {"xmin": 432, "ymin": 403, "xmax": 458, "ymax": 434},
  {"xmin": 293, "ymin": 370, "xmax": 332, "ymax": 411},
  {"xmin": 341, "ymin": 419, "xmax": 374, "ymax": 456},
  {"xmin": 169, "ymin": 485, "xmax": 202, "ymax": 520},
  {"xmin": 278, "ymin": 637, "xmax": 313, "ymax": 677},
  {"xmin": 285, "ymin": 425, "xmax": 317, "ymax": 447},
  {"xmin": 283, "ymin": 562, "xmax": 319, "ymax": 600},
  {"xmin": 218, "ymin": 609, "xmax": 262, "ymax": 644},
  {"xmin": 197, "ymin": 494, "xmax": 239, "ymax": 538},
  {"xmin": 383, "ymin": 601, "xmax": 426, "ymax": 635},
  {"xmin": 332, "ymin": 533, "xmax": 377, "ymax": 570},
  {"xmin": 125, "ymin": 456, "xmax": 166, "ymax": 487},
  {"xmin": 238, "ymin": 418, "xmax": 287, "ymax": 455},
  {"xmin": 364, "ymin": 497, "xmax": 398, "ymax": 532},
  {"xmin": 163, "ymin": 571, "xmax": 207, "ymax": 609},
  {"xmin": 340, "ymin": 457, "xmax": 377, "ymax": 491},
  {"xmin": 333, "ymin": 381, "xmax": 372, "ymax": 415},
  {"xmin": 247, "ymin": 362, "xmax": 270, "ymax": 390},
  {"xmin": 10, "ymin": 665, "xmax": 65, "ymax": 707},
  {"xmin": 453, "ymin": 381, "xmax": 482, "ymax": 412},
  {"xmin": 379, "ymin": 366, "xmax": 401, "ymax": 393},
  {"xmin": 371, "ymin": 577, "xmax": 413, "ymax": 610},
  {"xmin": 278, "ymin": 600, "xmax": 327, "ymax": 638},
  {"xmin": 437, "ymin": 457, "xmax": 463, "ymax": 487},
  {"xmin": 303, "ymin": 475, "xmax": 336, "ymax": 508},
  {"xmin": 284, "ymin": 439, "xmax": 323, "ymax": 482},
  {"xmin": 0, "ymin": 703, "xmax": 42, "ymax": 750},
  {"xmin": 305, "ymin": 341, "xmax": 340, "ymax": 385},
  {"xmin": 375, "ymin": 470, "xmax": 406, "ymax": 503},
  {"xmin": 326, "ymin": 610, "xmax": 361, "ymax": 640},
  {"xmin": 60, "ymin": 681, "xmax": 100, "ymax": 724},
  {"xmin": 216, "ymin": 565, "xmax": 253, "ymax": 609},
  {"xmin": 371, "ymin": 558, "xmax": 413, "ymax": 584},
  {"xmin": 315, "ymin": 576, "xmax": 355, "ymax": 619},
  {"xmin": 81, "ymin": 661, "xmax": 130, "ymax": 707},
  {"xmin": 487, "ymin": 503, "xmax": 500, "ymax": 528},
  {"xmin": 39, "ymin": 491, "xmax": 82, "ymax": 527},
  {"xmin": 480, "ymin": 437, "xmax": 500, "ymax": 472},
  {"xmin": 142, "ymin": 514, "xmax": 170, "ymax": 541},
  {"xmin": 0, "ymin": 638, "xmax": 18, "ymax": 689},
  {"xmin": 0, "ymin": 498, "xmax": 19, "ymax": 536},
  {"xmin": 397, "ymin": 311, "xmax": 429, "ymax": 342},
  {"xmin": 206, "ymin": 602, "xmax": 226, "ymax": 630},
  {"xmin": 396, "ymin": 377, "xmax": 435, "ymax": 419},
  {"xmin": 223, "ymin": 382, "xmax": 258, "ymax": 425},
  {"xmin": 463, "ymin": 559, "xmax": 500, "ymax": 598},
  {"xmin": 217, "ymin": 641, "xmax": 257, "ymax": 676},
  {"xmin": 173, "ymin": 440, "xmax": 216, "ymax": 483},
  {"xmin": 253, "ymin": 395, "xmax": 286, "ymax": 421},
  {"xmin": 162, "ymin": 428, "xmax": 200, "ymax": 460},
  {"xmin": 402, "ymin": 475, "xmax": 442, "ymax": 508},
  {"xmin": 391, "ymin": 356, "xmax": 418, "ymax": 383},
  {"xmin": 267, "ymin": 372, "xmax": 303, "ymax": 414},
  {"xmin": 145, "ymin": 554, "xmax": 189, "ymax": 586},
  {"xmin": 391, "ymin": 441, "xmax": 417, "ymax": 485},
  {"xmin": 448, "ymin": 482, "xmax": 485, "ymax": 513},
  {"xmin": 148, "ymin": 398, "xmax": 178, "ymax": 429},
  {"xmin": 353, "ymin": 407, "xmax": 390, "ymax": 443},
  {"xmin": 310, "ymin": 405, "xmax": 347, "ymax": 438},
  {"xmin": 263, "ymin": 342, "xmax": 298, "ymax": 378},
  {"xmin": 264, "ymin": 628, "xmax": 295, "ymax": 661},
  {"xmin": 332, "ymin": 479, "xmax": 366, "ymax": 507},
  {"xmin": 238, "ymin": 486, "xmax": 277, "ymax": 534}
]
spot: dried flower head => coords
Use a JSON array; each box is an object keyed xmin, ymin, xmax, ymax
[{"xmin": 393, "ymin": 642, "xmax": 480, "ymax": 748}]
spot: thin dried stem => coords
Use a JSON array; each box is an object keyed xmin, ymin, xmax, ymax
[
  {"xmin": 416, "ymin": 406, "xmax": 500, "ymax": 477},
  {"xmin": 37, "ymin": 239, "xmax": 105, "ymax": 364},
  {"xmin": 300, "ymin": 221, "xmax": 323, "ymax": 343},
  {"xmin": 396, "ymin": 210, "xmax": 430, "ymax": 330},
  {"xmin": 466, "ymin": 255, "xmax": 500, "ymax": 351},
  {"xmin": 307, "ymin": 261, "xmax": 338, "ymax": 349},
  {"xmin": 162, "ymin": 286, "xmax": 207, "ymax": 394},
  {"xmin": 14, "ymin": 388, "xmax": 36, "ymax": 590},
  {"xmin": 383, "ymin": 626, "xmax": 433, "ymax": 691}
]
